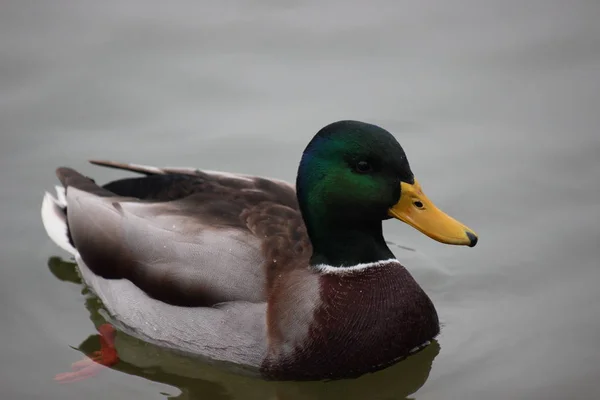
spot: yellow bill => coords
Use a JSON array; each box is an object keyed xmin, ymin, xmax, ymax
[{"xmin": 388, "ymin": 180, "xmax": 478, "ymax": 247}]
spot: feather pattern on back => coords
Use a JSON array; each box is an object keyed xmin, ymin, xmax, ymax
[{"xmin": 54, "ymin": 163, "xmax": 306, "ymax": 307}]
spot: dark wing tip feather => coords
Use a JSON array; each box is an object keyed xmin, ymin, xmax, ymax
[
  {"xmin": 55, "ymin": 167, "xmax": 115, "ymax": 197},
  {"xmin": 55, "ymin": 167, "xmax": 80, "ymax": 187},
  {"xmin": 89, "ymin": 160, "xmax": 165, "ymax": 175}
]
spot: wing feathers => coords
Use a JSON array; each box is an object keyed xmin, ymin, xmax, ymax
[{"xmin": 43, "ymin": 162, "xmax": 307, "ymax": 307}]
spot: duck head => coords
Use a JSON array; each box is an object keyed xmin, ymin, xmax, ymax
[{"xmin": 296, "ymin": 120, "xmax": 477, "ymax": 267}]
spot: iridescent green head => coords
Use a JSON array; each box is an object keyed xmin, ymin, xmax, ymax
[{"xmin": 296, "ymin": 120, "xmax": 477, "ymax": 267}]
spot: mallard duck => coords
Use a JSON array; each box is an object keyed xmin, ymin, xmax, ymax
[{"xmin": 41, "ymin": 120, "xmax": 477, "ymax": 381}]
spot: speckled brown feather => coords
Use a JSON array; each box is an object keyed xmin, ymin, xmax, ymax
[{"xmin": 243, "ymin": 202, "xmax": 312, "ymax": 292}]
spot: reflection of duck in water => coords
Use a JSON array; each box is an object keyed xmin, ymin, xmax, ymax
[
  {"xmin": 48, "ymin": 256, "xmax": 441, "ymax": 399},
  {"xmin": 41, "ymin": 121, "xmax": 476, "ymax": 382}
]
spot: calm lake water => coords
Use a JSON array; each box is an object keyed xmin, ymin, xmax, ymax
[{"xmin": 1, "ymin": 1, "xmax": 600, "ymax": 399}]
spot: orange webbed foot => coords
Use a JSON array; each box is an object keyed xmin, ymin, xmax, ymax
[{"xmin": 55, "ymin": 324, "xmax": 119, "ymax": 383}]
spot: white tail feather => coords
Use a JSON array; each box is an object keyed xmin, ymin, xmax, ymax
[
  {"xmin": 41, "ymin": 192, "xmax": 76, "ymax": 255},
  {"xmin": 54, "ymin": 185, "xmax": 67, "ymax": 206}
]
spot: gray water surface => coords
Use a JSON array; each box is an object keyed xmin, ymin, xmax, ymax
[{"xmin": 1, "ymin": 1, "xmax": 600, "ymax": 399}]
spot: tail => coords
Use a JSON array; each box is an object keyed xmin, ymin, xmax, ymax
[
  {"xmin": 41, "ymin": 186, "xmax": 76, "ymax": 255},
  {"xmin": 41, "ymin": 167, "xmax": 117, "ymax": 256}
]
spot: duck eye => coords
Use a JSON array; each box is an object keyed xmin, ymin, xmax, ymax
[{"xmin": 355, "ymin": 161, "xmax": 372, "ymax": 173}]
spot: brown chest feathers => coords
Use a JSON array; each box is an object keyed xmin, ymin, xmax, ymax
[{"xmin": 262, "ymin": 261, "xmax": 439, "ymax": 380}]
